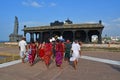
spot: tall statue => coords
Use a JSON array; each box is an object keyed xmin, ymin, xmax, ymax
[
  {"xmin": 13, "ymin": 16, "xmax": 19, "ymax": 35},
  {"xmin": 9, "ymin": 16, "xmax": 22, "ymax": 42}
]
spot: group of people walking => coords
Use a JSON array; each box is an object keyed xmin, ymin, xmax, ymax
[{"xmin": 18, "ymin": 37, "xmax": 82, "ymax": 70}]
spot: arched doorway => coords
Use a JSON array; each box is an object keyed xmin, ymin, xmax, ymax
[
  {"xmin": 75, "ymin": 30, "xmax": 86, "ymax": 42},
  {"xmin": 63, "ymin": 31, "xmax": 73, "ymax": 41},
  {"xmin": 42, "ymin": 32, "xmax": 50, "ymax": 42},
  {"xmin": 52, "ymin": 31, "xmax": 61, "ymax": 37},
  {"xmin": 88, "ymin": 30, "xmax": 99, "ymax": 43}
]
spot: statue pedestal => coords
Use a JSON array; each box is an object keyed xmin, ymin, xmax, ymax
[{"xmin": 9, "ymin": 34, "xmax": 22, "ymax": 42}]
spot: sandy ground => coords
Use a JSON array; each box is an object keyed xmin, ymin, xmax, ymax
[{"xmin": 0, "ymin": 45, "xmax": 19, "ymax": 54}]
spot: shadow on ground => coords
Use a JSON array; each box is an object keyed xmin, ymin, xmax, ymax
[{"xmin": 108, "ymin": 64, "xmax": 120, "ymax": 72}]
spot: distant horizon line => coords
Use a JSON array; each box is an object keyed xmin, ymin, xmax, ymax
[{"xmin": 0, "ymin": 40, "xmax": 9, "ymax": 42}]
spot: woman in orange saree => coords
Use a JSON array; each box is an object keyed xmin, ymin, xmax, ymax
[{"xmin": 43, "ymin": 41, "xmax": 53, "ymax": 68}]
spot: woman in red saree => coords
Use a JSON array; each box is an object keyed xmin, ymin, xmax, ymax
[
  {"xmin": 43, "ymin": 41, "xmax": 53, "ymax": 68},
  {"xmin": 28, "ymin": 41, "xmax": 37, "ymax": 66},
  {"xmin": 38, "ymin": 42, "xmax": 45, "ymax": 60}
]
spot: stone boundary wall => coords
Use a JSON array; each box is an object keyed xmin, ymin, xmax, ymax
[
  {"xmin": 82, "ymin": 44, "xmax": 120, "ymax": 48},
  {"xmin": 3, "ymin": 42, "xmax": 120, "ymax": 48},
  {"xmin": 4, "ymin": 42, "xmax": 18, "ymax": 45}
]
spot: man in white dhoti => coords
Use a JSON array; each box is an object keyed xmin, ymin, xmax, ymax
[
  {"xmin": 70, "ymin": 40, "xmax": 81, "ymax": 70},
  {"xmin": 19, "ymin": 37, "xmax": 27, "ymax": 63}
]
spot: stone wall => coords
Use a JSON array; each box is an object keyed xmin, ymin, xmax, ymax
[{"xmin": 82, "ymin": 44, "xmax": 120, "ymax": 48}]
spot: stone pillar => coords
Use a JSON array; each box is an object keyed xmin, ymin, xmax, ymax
[
  {"xmin": 35, "ymin": 33, "xmax": 38, "ymax": 41},
  {"xmin": 40, "ymin": 32, "xmax": 43, "ymax": 42},
  {"xmin": 30, "ymin": 33, "xmax": 34, "ymax": 42},
  {"xmin": 98, "ymin": 30, "xmax": 102, "ymax": 44},
  {"xmin": 49, "ymin": 31, "xmax": 53, "ymax": 38},
  {"xmin": 30, "ymin": 33, "xmax": 32, "ymax": 42},
  {"xmin": 85, "ymin": 30, "xmax": 90, "ymax": 43},
  {"xmin": 72, "ymin": 30, "xmax": 75, "ymax": 41},
  {"xmin": 38, "ymin": 32, "xmax": 41, "ymax": 42},
  {"xmin": 24, "ymin": 32, "xmax": 26, "ymax": 37}
]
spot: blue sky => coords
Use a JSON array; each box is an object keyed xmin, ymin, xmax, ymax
[{"xmin": 0, "ymin": 0, "xmax": 120, "ymax": 41}]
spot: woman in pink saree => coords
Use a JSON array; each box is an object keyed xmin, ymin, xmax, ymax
[
  {"xmin": 55, "ymin": 39, "xmax": 64, "ymax": 68},
  {"xmin": 28, "ymin": 41, "xmax": 37, "ymax": 66}
]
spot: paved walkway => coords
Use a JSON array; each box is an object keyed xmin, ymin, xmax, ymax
[{"xmin": 0, "ymin": 47, "xmax": 120, "ymax": 80}]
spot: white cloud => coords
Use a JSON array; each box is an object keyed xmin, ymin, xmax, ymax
[
  {"xmin": 112, "ymin": 18, "xmax": 120, "ymax": 22},
  {"xmin": 102, "ymin": 19, "xmax": 120, "ymax": 37},
  {"xmin": 22, "ymin": 0, "xmax": 57, "ymax": 8},
  {"xmin": 111, "ymin": 18, "xmax": 120, "ymax": 28},
  {"xmin": 22, "ymin": 0, "xmax": 43, "ymax": 8},
  {"xmin": 49, "ymin": 2, "xmax": 57, "ymax": 7},
  {"xmin": 31, "ymin": 1, "xmax": 42, "ymax": 7}
]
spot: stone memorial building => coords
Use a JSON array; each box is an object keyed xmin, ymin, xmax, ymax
[{"xmin": 23, "ymin": 19, "xmax": 104, "ymax": 43}]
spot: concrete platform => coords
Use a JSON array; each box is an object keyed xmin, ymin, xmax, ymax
[{"xmin": 0, "ymin": 46, "xmax": 120, "ymax": 80}]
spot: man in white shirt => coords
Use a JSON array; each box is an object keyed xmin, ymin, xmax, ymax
[
  {"xmin": 70, "ymin": 40, "xmax": 81, "ymax": 70},
  {"xmin": 19, "ymin": 37, "xmax": 27, "ymax": 63}
]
